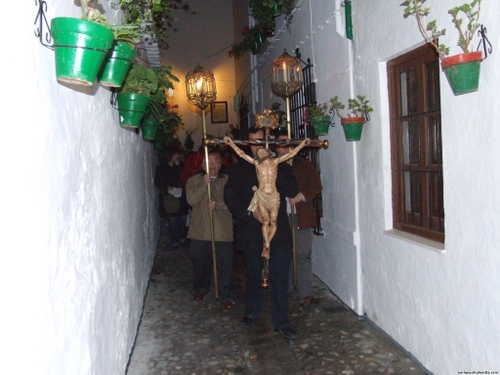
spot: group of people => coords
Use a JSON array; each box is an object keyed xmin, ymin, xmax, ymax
[{"xmin": 154, "ymin": 126, "xmax": 322, "ymax": 340}]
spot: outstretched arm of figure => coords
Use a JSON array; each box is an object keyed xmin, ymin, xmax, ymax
[
  {"xmin": 275, "ymin": 138, "xmax": 311, "ymax": 164},
  {"xmin": 223, "ymin": 137, "xmax": 255, "ymax": 164}
]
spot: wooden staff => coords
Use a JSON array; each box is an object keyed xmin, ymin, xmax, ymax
[{"xmin": 201, "ymin": 114, "xmax": 218, "ymax": 299}]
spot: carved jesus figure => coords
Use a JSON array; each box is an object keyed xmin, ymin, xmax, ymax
[{"xmin": 223, "ymin": 136, "xmax": 310, "ymax": 259}]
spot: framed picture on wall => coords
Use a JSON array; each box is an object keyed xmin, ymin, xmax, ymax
[{"xmin": 211, "ymin": 101, "xmax": 228, "ymax": 123}]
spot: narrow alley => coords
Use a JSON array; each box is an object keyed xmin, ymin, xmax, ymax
[{"xmin": 125, "ymin": 230, "xmax": 431, "ymax": 375}]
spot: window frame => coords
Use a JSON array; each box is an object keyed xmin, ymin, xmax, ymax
[{"xmin": 387, "ymin": 43, "xmax": 445, "ymax": 243}]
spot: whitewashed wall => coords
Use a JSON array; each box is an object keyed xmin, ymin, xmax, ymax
[
  {"xmin": 1, "ymin": 2, "xmax": 159, "ymax": 374},
  {"xmin": 246, "ymin": 0, "xmax": 500, "ymax": 373},
  {"xmin": 162, "ymin": 0, "xmax": 237, "ymax": 150}
]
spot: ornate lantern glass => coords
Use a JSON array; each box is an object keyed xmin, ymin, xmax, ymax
[
  {"xmin": 271, "ymin": 50, "xmax": 302, "ymax": 98},
  {"xmin": 185, "ymin": 64, "xmax": 217, "ymax": 110}
]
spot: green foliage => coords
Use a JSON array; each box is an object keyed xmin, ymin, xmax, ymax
[
  {"xmin": 330, "ymin": 95, "xmax": 373, "ymax": 119},
  {"xmin": 149, "ymin": 66, "xmax": 180, "ymax": 106},
  {"xmin": 119, "ymin": 64, "xmax": 158, "ymax": 97},
  {"xmin": 231, "ymin": 24, "xmax": 269, "ymax": 58},
  {"xmin": 248, "ymin": 0, "xmax": 296, "ymax": 30},
  {"xmin": 79, "ymin": 0, "xmax": 110, "ymax": 26},
  {"xmin": 120, "ymin": 0, "xmax": 194, "ymax": 49},
  {"xmin": 248, "ymin": 0, "xmax": 277, "ymax": 30},
  {"xmin": 401, "ymin": 0, "xmax": 482, "ymax": 58},
  {"xmin": 305, "ymin": 103, "xmax": 328, "ymax": 124},
  {"xmin": 448, "ymin": 0, "xmax": 482, "ymax": 53},
  {"xmin": 110, "ymin": 24, "xmax": 143, "ymax": 45}
]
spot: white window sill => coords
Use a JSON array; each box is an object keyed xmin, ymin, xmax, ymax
[{"xmin": 384, "ymin": 229, "xmax": 445, "ymax": 254}]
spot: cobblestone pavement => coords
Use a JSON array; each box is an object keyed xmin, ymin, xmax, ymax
[{"xmin": 126, "ymin": 235, "xmax": 431, "ymax": 375}]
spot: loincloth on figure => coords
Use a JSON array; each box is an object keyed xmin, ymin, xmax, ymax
[{"xmin": 248, "ymin": 186, "xmax": 280, "ymax": 212}]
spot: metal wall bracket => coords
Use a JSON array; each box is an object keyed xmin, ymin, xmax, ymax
[
  {"xmin": 477, "ymin": 25, "xmax": 492, "ymax": 60},
  {"xmin": 34, "ymin": 0, "xmax": 53, "ymax": 50}
]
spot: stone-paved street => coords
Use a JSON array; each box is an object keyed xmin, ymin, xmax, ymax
[{"xmin": 126, "ymin": 234, "xmax": 431, "ymax": 375}]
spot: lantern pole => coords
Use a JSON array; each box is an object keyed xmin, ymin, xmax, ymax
[
  {"xmin": 185, "ymin": 64, "xmax": 219, "ymax": 298},
  {"xmin": 270, "ymin": 50, "xmax": 303, "ymax": 288}
]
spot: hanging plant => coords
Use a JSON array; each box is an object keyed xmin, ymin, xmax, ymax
[
  {"xmin": 248, "ymin": 0, "xmax": 296, "ymax": 30},
  {"xmin": 120, "ymin": 0, "xmax": 195, "ymax": 49},
  {"xmin": 330, "ymin": 95, "xmax": 373, "ymax": 141},
  {"xmin": 230, "ymin": 24, "xmax": 268, "ymax": 58},
  {"xmin": 401, "ymin": 0, "xmax": 485, "ymax": 95}
]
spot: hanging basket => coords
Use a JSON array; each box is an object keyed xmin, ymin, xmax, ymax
[
  {"xmin": 311, "ymin": 115, "xmax": 331, "ymax": 136},
  {"xmin": 117, "ymin": 93, "xmax": 150, "ymax": 130},
  {"xmin": 441, "ymin": 51, "xmax": 482, "ymax": 96},
  {"xmin": 51, "ymin": 17, "xmax": 114, "ymax": 86},
  {"xmin": 98, "ymin": 42, "xmax": 137, "ymax": 88},
  {"xmin": 341, "ymin": 117, "xmax": 365, "ymax": 142},
  {"xmin": 142, "ymin": 118, "xmax": 159, "ymax": 141}
]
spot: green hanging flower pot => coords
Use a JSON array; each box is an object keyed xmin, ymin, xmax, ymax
[
  {"xmin": 272, "ymin": 4, "xmax": 283, "ymax": 16},
  {"xmin": 441, "ymin": 51, "xmax": 482, "ymax": 96},
  {"xmin": 311, "ymin": 115, "xmax": 331, "ymax": 136},
  {"xmin": 117, "ymin": 93, "xmax": 150, "ymax": 130},
  {"xmin": 341, "ymin": 117, "xmax": 365, "ymax": 142},
  {"xmin": 51, "ymin": 17, "xmax": 114, "ymax": 86},
  {"xmin": 98, "ymin": 42, "xmax": 137, "ymax": 88},
  {"xmin": 141, "ymin": 118, "xmax": 159, "ymax": 141}
]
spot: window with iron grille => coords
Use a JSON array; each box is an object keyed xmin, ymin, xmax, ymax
[{"xmin": 387, "ymin": 43, "xmax": 445, "ymax": 243}]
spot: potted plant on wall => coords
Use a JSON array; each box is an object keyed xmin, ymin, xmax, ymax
[
  {"xmin": 120, "ymin": 0, "xmax": 194, "ymax": 50},
  {"xmin": 305, "ymin": 103, "xmax": 331, "ymax": 136},
  {"xmin": 330, "ymin": 95, "xmax": 373, "ymax": 142},
  {"xmin": 401, "ymin": 0, "xmax": 484, "ymax": 95},
  {"xmin": 98, "ymin": 22, "xmax": 143, "ymax": 88},
  {"xmin": 51, "ymin": 0, "xmax": 115, "ymax": 86},
  {"xmin": 142, "ymin": 66, "xmax": 183, "ymax": 143},
  {"xmin": 116, "ymin": 64, "xmax": 158, "ymax": 130}
]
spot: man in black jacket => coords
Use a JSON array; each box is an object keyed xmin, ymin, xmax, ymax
[{"xmin": 224, "ymin": 126, "xmax": 303, "ymax": 340}]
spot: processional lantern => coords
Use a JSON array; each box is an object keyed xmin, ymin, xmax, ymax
[
  {"xmin": 186, "ymin": 64, "xmax": 217, "ymax": 111},
  {"xmin": 271, "ymin": 50, "xmax": 302, "ymax": 98},
  {"xmin": 185, "ymin": 63, "xmax": 219, "ymax": 298},
  {"xmin": 270, "ymin": 50, "xmax": 302, "ymax": 138}
]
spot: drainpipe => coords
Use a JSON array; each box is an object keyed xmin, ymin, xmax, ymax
[{"xmin": 347, "ymin": 34, "xmax": 363, "ymax": 317}]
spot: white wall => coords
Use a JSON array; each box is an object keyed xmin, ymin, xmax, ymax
[
  {"xmin": 1, "ymin": 2, "xmax": 159, "ymax": 374},
  {"xmin": 161, "ymin": 0, "xmax": 237, "ymax": 150},
  {"xmin": 243, "ymin": 0, "xmax": 500, "ymax": 373}
]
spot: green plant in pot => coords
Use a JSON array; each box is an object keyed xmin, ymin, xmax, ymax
[
  {"xmin": 51, "ymin": 0, "xmax": 115, "ymax": 86},
  {"xmin": 330, "ymin": 95, "xmax": 373, "ymax": 142},
  {"xmin": 117, "ymin": 63, "xmax": 158, "ymax": 130},
  {"xmin": 144, "ymin": 66, "xmax": 184, "ymax": 143},
  {"xmin": 249, "ymin": 0, "xmax": 296, "ymax": 30},
  {"xmin": 305, "ymin": 103, "xmax": 331, "ymax": 136},
  {"xmin": 120, "ymin": 0, "xmax": 195, "ymax": 50},
  {"xmin": 401, "ymin": 0, "xmax": 484, "ymax": 95},
  {"xmin": 98, "ymin": 23, "xmax": 143, "ymax": 87},
  {"xmin": 230, "ymin": 24, "xmax": 269, "ymax": 58}
]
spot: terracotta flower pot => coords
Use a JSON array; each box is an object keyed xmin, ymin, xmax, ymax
[
  {"xmin": 341, "ymin": 117, "xmax": 365, "ymax": 142},
  {"xmin": 441, "ymin": 51, "xmax": 482, "ymax": 96}
]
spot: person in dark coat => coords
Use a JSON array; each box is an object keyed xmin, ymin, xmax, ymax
[
  {"xmin": 154, "ymin": 148, "xmax": 188, "ymax": 249},
  {"xmin": 275, "ymin": 130, "xmax": 323, "ymax": 306},
  {"xmin": 224, "ymin": 126, "xmax": 303, "ymax": 340}
]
